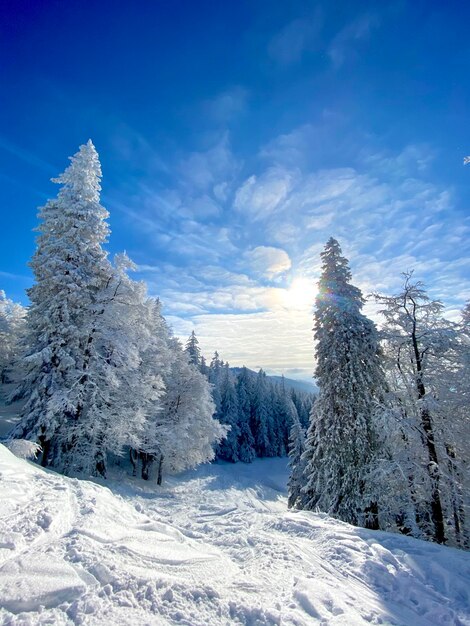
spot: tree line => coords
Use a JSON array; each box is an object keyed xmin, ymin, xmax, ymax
[{"xmin": 183, "ymin": 334, "xmax": 314, "ymax": 463}]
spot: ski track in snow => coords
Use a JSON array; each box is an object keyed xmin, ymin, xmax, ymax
[{"xmin": 0, "ymin": 446, "xmax": 469, "ymax": 626}]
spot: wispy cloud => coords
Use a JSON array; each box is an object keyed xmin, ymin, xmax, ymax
[
  {"xmin": 0, "ymin": 270, "xmax": 31, "ymax": 282},
  {"xmin": 268, "ymin": 10, "xmax": 323, "ymax": 66},
  {"xmin": 106, "ymin": 120, "xmax": 468, "ymax": 378},
  {"xmin": 179, "ymin": 132, "xmax": 241, "ymax": 194},
  {"xmin": 0, "ymin": 136, "xmax": 57, "ymax": 174},
  {"xmin": 243, "ymin": 246, "xmax": 292, "ymax": 279},
  {"xmin": 234, "ymin": 167, "xmax": 297, "ymax": 220},
  {"xmin": 110, "ymin": 126, "xmax": 170, "ymax": 176},
  {"xmin": 202, "ymin": 87, "xmax": 249, "ymax": 124},
  {"xmin": 328, "ymin": 13, "xmax": 380, "ymax": 69}
]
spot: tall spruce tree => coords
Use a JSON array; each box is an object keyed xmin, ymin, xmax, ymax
[
  {"xmin": 185, "ymin": 330, "xmax": 201, "ymax": 367},
  {"xmin": 11, "ymin": 141, "xmax": 114, "ymax": 470},
  {"xmin": 252, "ymin": 369, "xmax": 271, "ymax": 457},
  {"xmin": 287, "ymin": 412, "xmax": 306, "ymax": 509},
  {"xmin": 216, "ymin": 364, "xmax": 240, "ymax": 462},
  {"xmin": 301, "ymin": 238, "xmax": 386, "ymax": 527},
  {"xmin": 272, "ymin": 376, "xmax": 297, "ymax": 456},
  {"xmin": 235, "ymin": 367, "xmax": 256, "ymax": 462}
]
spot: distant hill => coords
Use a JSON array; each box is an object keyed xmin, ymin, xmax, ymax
[
  {"xmin": 267, "ymin": 375, "xmax": 318, "ymax": 395},
  {"xmin": 230, "ymin": 367, "xmax": 317, "ymax": 395}
]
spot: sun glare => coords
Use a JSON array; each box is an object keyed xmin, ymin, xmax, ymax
[{"xmin": 284, "ymin": 277, "xmax": 315, "ymax": 311}]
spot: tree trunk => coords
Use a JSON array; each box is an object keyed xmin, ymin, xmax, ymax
[
  {"xmin": 411, "ymin": 325, "xmax": 446, "ymax": 544},
  {"xmin": 156, "ymin": 454, "xmax": 164, "ymax": 485},
  {"xmin": 129, "ymin": 448, "xmax": 138, "ymax": 477},
  {"xmin": 38, "ymin": 435, "xmax": 50, "ymax": 467},
  {"xmin": 141, "ymin": 452, "xmax": 154, "ymax": 481},
  {"xmin": 445, "ymin": 443, "xmax": 466, "ymax": 548}
]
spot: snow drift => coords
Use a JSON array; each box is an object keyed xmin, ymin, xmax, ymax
[{"xmin": 0, "ymin": 444, "xmax": 469, "ymax": 625}]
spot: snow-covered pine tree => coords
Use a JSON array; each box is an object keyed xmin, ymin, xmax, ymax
[
  {"xmin": 216, "ymin": 364, "xmax": 240, "ymax": 462},
  {"xmin": 126, "ymin": 297, "xmax": 175, "ymax": 481},
  {"xmin": 459, "ymin": 301, "xmax": 470, "ymax": 415},
  {"xmin": 0, "ymin": 291, "xmax": 26, "ymax": 384},
  {"xmin": 235, "ymin": 367, "xmax": 256, "ymax": 463},
  {"xmin": 290, "ymin": 388, "xmax": 314, "ymax": 430},
  {"xmin": 11, "ymin": 141, "xmax": 114, "ymax": 470},
  {"xmin": 200, "ymin": 355, "xmax": 208, "ymax": 377},
  {"xmin": 272, "ymin": 376, "xmax": 297, "ymax": 456},
  {"xmin": 208, "ymin": 351, "xmax": 223, "ymax": 402},
  {"xmin": 301, "ymin": 237, "xmax": 386, "ymax": 528},
  {"xmin": 141, "ymin": 318, "xmax": 227, "ymax": 482},
  {"xmin": 287, "ymin": 412, "xmax": 306, "ymax": 509},
  {"xmin": 463, "ymin": 301, "xmax": 470, "ymax": 327},
  {"xmin": 63, "ymin": 254, "xmax": 169, "ymax": 477},
  {"xmin": 252, "ymin": 369, "xmax": 272, "ymax": 457},
  {"xmin": 185, "ymin": 330, "xmax": 201, "ymax": 367}
]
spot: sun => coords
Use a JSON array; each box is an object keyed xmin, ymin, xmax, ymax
[{"xmin": 284, "ymin": 277, "xmax": 315, "ymax": 311}]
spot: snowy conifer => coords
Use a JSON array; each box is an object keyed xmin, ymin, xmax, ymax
[
  {"xmin": 200, "ymin": 355, "xmax": 208, "ymax": 376},
  {"xmin": 252, "ymin": 370, "xmax": 272, "ymax": 457},
  {"xmin": 216, "ymin": 364, "xmax": 240, "ymax": 462},
  {"xmin": 63, "ymin": 255, "xmax": 168, "ymax": 477},
  {"xmin": 287, "ymin": 413, "xmax": 306, "ymax": 509},
  {"xmin": 11, "ymin": 141, "xmax": 114, "ymax": 470},
  {"xmin": 208, "ymin": 351, "xmax": 223, "ymax": 416},
  {"xmin": 272, "ymin": 377, "xmax": 297, "ymax": 456},
  {"xmin": 235, "ymin": 367, "xmax": 256, "ymax": 463},
  {"xmin": 0, "ymin": 291, "xmax": 26, "ymax": 384},
  {"xmin": 140, "ymin": 320, "xmax": 227, "ymax": 481},
  {"xmin": 185, "ymin": 330, "xmax": 201, "ymax": 367},
  {"xmin": 301, "ymin": 238, "xmax": 386, "ymax": 527}
]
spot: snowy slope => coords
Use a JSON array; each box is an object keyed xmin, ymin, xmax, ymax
[{"xmin": 0, "ymin": 446, "xmax": 469, "ymax": 626}]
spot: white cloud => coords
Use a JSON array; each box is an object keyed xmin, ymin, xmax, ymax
[
  {"xmin": 112, "ymin": 121, "xmax": 469, "ymax": 377},
  {"xmin": 180, "ymin": 307, "xmax": 315, "ymax": 373},
  {"xmin": 234, "ymin": 167, "xmax": 297, "ymax": 219},
  {"xmin": 244, "ymin": 246, "xmax": 292, "ymax": 278},
  {"xmin": 203, "ymin": 87, "xmax": 248, "ymax": 124},
  {"xmin": 179, "ymin": 132, "xmax": 240, "ymax": 193},
  {"xmin": 328, "ymin": 14, "xmax": 379, "ymax": 69},
  {"xmin": 260, "ymin": 124, "xmax": 316, "ymax": 168},
  {"xmin": 268, "ymin": 12, "xmax": 322, "ymax": 66},
  {"xmin": 163, "ymin": 284, "xmax": 286, "ymax": 314},
  {"xmin": 362, "ymin": 144, "xmax": 436, "ymax": 177}
]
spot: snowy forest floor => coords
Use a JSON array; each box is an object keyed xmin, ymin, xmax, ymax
[{"xmin": 1, "ymin": 446, "xmax": 469, "ymax": 625}]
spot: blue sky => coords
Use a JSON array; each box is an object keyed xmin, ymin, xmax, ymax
[{"xmin": 1, "ymin": 0, "xmax": 469, "ymax": 380}]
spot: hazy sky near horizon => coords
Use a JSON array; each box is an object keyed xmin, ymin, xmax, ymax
[{"xmin": 1, "ymin": 0, "xmax": 469, "ymax": 380}]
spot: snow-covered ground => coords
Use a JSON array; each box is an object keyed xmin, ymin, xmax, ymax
[{"xmin": 0, "ymin": 445, "xmax": 469, "ymax": 626}]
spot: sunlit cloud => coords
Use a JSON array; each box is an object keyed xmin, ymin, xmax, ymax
[
  {"xmin": 234, "ymin": 167, "xmax": 297, "ymax": 219},
  {"xmin": 120, "ymin": 123, "xmax": 469, "ymax": 381},
  {"xmin": 244, "ymin": 246, "xmax": 292, "ymax": 278},
  {"xmin": 102, "ymin": 111, "xmax": 470, "ymax": 384}
]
